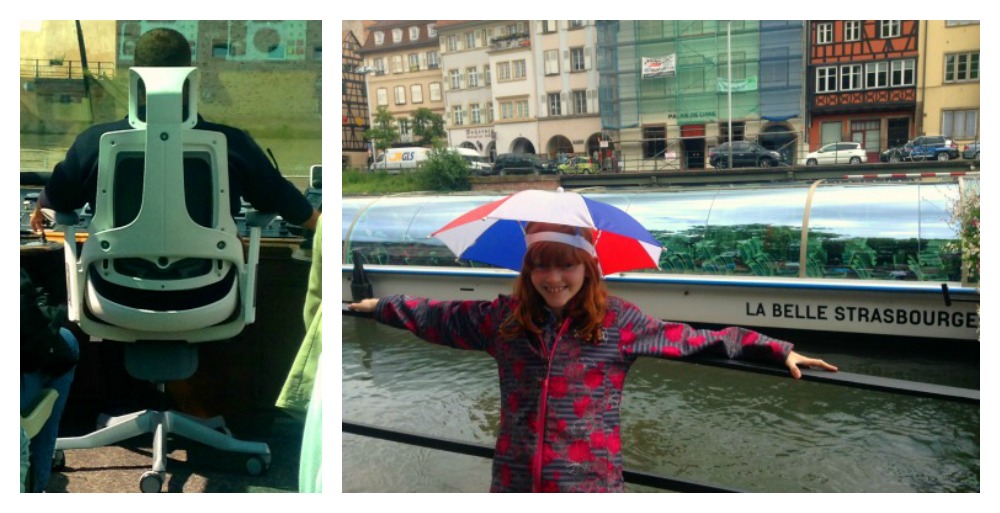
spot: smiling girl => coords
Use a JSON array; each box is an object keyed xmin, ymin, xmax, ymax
[{"xmin": 348, "ymin": 222, "xmax": 836, "ymax": 492}]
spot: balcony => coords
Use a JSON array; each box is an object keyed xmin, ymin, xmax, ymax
[{"xmin": 489, "ymin": 33, "xmax": 531, "ymax": 51}]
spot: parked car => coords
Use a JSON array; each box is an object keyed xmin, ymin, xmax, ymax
[
  {"xmin": 709, "ymin": 141, "xmax": 784, "ymax": 169},
  {"xmin": 491, "ymin": 153, "xmax": 554, "ymax": 176},
  {"xmin": 880, "ymin": 136, "xmax": 959, "ymax": 162},
  {"xmin": 449, "ymin": 147, "xmax": 493, "ymax": 175},
  {"xmin": 963, "ymin": 141, "xmax": 980, "ymax": 160},
  {"xmin": 557, "ymin": 156, "xmax": 597, "ymax": 174},
  {"xmin": 804, "ymin": 142, "xmax": 867, "ymax": 165}
]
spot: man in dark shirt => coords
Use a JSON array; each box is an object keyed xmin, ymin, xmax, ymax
[{"xmin": 30, "ymin": 27, "xmax": 319, "ymax": 232}]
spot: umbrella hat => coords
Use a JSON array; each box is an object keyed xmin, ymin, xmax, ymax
[{"xmin": 432, "ymin": 189, "xmax": 663, "ymax": 276}]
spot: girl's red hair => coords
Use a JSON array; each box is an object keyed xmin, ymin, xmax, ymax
[{"xmin": 501, "ymin": 223, "xmax": 607, "ymax": 344}]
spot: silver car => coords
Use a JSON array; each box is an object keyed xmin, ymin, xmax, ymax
[
  {"xmin": 962, "ymin": 142, "xmax": 980, "ymax": 160},
  {"xmin": 804, "ymin": 142, "xmax": 867, "ymax": 165}
]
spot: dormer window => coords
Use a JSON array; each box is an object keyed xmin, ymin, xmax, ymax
[
  {"xmin": 392, "ymin": 28, "xmax": 403, "ymax": 43},
  {"xmin": 428, "ymin": 24, "xmax": 437, "ymax": 38},
  {"xmin": 374, "ymin": 31, "xmax": 384, "ymax": 45},
  {"xmin": 409, "ymin": 26, "xmax": 419, "ymax": 41}
]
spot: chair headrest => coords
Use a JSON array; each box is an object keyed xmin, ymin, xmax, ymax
[{"xmin": 129, "ymin": 67, "xmax": 199, "ymax": 130}]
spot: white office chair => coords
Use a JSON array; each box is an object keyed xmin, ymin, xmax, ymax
[{"xmin": 52, "ymin": 67, "xmax": 272, "ymax": 493}]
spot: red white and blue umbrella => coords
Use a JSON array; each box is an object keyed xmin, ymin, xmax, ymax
[{"xmin": 431, "ymin": 189, "xmax": 663, "ymax": 276}]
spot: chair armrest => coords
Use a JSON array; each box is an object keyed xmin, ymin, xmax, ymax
[
  {"xmin": 51, "ymin": 209, "xmax": 80, "ymax": 227},
  {"xmin": 244, "ymin": 210, "xmax": 277, "ymax": 228}
]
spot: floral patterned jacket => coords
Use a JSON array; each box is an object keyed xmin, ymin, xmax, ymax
[{"xmin": 374, "ymin": 294, "xmax": 793, "ymax": 492}]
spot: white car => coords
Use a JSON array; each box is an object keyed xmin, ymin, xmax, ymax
[{"xmin": 804, "ymin": 142, "xmax": 867, "ymax": 165}]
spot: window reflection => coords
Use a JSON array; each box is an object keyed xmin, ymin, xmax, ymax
[{"xmin": 342, "ymin": 182, "xmax": 963, "ymax": 283}]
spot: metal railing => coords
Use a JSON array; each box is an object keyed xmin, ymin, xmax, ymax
[{"xmin": 20, "ymin": 59, "xmax": 117, "ymax": 80}]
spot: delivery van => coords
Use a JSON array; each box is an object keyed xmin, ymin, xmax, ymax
[{"xmin": 369, "ymin": 147, "xmax": 431, "ymax": 173}]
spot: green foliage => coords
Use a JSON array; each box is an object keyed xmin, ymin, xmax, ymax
[
  {"xmin": 410, "ymin": 108, "xmax": 446, "ymax": 147},
  {"xmin": 363, "ymin": 106, "xmax": 399, "ymax": 155},
  {"xmin": 949, "ymin": 185, "xmax": 980, "ymax": 284},
  {"xmin": 419, "ymin": 148, "xmax": 471, "ymax": 192},
  {"xmin": 342, "ymin": 168, "xmax": 427, "ymax": 195}
]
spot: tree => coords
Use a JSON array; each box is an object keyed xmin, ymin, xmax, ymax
[
  {"xmin": 410, "ymin": 108, "xmax": 446, "ymax": 147},
  {"xmin": 364, "ymin": 106, "xmax": 399, "ymax": 160},
  {"xmin": 419, "ymin": 148, "xmax": 470, "ymax": 192}
]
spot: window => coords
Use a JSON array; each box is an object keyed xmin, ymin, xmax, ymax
[
  {"xmin": 541, "ymin": 21, "xmax": 557, "ymax": 33},
  {"xmin": 497, "ymin": 62, "xmax": 511, "ymax": 81},
  {"xmin": 411, "ymin": 84, "xmax": 423, "ymax": 104},
  {"xmin": 376, "ymin": 87, "xmax": 388, "ymax": 106},
  {"xmin": 817, "ymin": 22, "xmax": 833, "ymax": 44},
  {"xmin": 392, "ymin": 28, "xmax": 403, "ymax": 43},
  {"xmin": 718, "ymin": 122, "xmax": 745, "ymax": 144},
  {"xmin": 512, "ymin": 59, "xmax": 526, "ymax": 79},
  {"xmin": 840, "ymin": 64, "xmax": 862, "ymax": 90},
  {"xmin": 845, "ymin": 21, "xmax": 861, "ymax": 42},
  {"xmin": 471, "ymin": 103, "xmax": 481, "ymax": 124},
  {"xmin": 569, "ymin": 20, "xmax": 584, "ymax": 29},
  {"xmin": 642, "ymin": 126, "xmax": 666, "ymax": 158},
  {"xmin": 717, "ymin": 51, "xmax": 747, "ymax": 80},
  {"xmin": 516, "ymin": 99, "xmax": 529, "ymax": 118},
  {"xmin": 544, "ymin": 50, "xmax": 559, "ymax": 75},
  {"xmin": 945, "ymin": 52, "xmax": 979, "ymax": 82},
  {"xmin": 427, "ymin": 24, "xmax": 437, "ymax": 38},
  {"xmin": 879, "ymin": 20, "xmax": 900, "ymax": 38},
  {"xmin": 946, "ymin": 21, "xmax": 979, "ymax": 27},
  {"xmin": 467, "ymin": 67, "xmax": 479, "ymax": 87},
  {"xmin": 484, "ymin": 64, "xmax": 491, "ymax": 85},
  {"xmin": 571, "ymin": 47, "xmax": 587, "ymax": 71},
  {"xmin": 429, "ymin": 82, "xmax": 442, "ymax": 101},
  {"xmin": 394, "ymin": 85, "xmax": 406, "ymax": 105},
  {"xmin": 453, "ymin": 106, "xmax": 464, "ymax": 126},
  {"xmin": 373, "ymin": 57, "xmax": 385, "ymax": 75},
  {"xmin": 465, "ymin": 32, "xmax": 476, "ymax": 49},
  {"xmin": 942, "ymin": 110, "xmax": 979, "ymax": 139},
  {"xmin": 450, "ymin": 69, "xmax": 461, "ymax": 90},
  {"xmin": 374, "ymin": 31, "xmax": 384, "ymax": 45},
  {"xmin": 821, "ymin": 121, "xmax": 842, "ymax": 146},
  {"xmin": 409, "ymin": 26, "xmax": 419, "ymax": 41},
  {"xmin": 548, "ymin": 93, "xmax": 561, "ymax": 116},
  {"xmin": 212, "ymin": 42, "xmax": 230, "ymax": 58},
  {"xmin": 408, "ymin": 53, "xmax": 419, "ymax": 71},
  {"xmin": 891, "ymin": 59, "xmax": 915, "ymax": 86},
  {"xmin": 427, "ymin": 51, "xmax": 439, "ymax": 69},
  {"xmin": 446, "ymin": 35, "xmax": 458, "ymax": 52},
  {"xmin": 398, "ymin": 118, "xmax": 410, "ymax": 138},
  {"xmin": 573, "ymin": 90, "xmax": 587, "ymax": 114},
  {"xmin": 866, "ymin": 62, "xmax": 888, "ymax": 88},
  {"xmin": 500, "ymin": 101, "xmax": 513, "ymax": 120},
  {"xmin": 816, "ymin": 66, "xmax": 837, "ymax": 93},
  {"xmin": 391, "ymin": 55, "xmax": 403, "ymax": 74}
]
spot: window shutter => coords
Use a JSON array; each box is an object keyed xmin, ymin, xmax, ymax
[
  {"xmin": 560, "ymin": 92, "xmax": 567, "ymax": 116},
  {"xmin": 585, "ymin": 47, "xmax": 592, "ymax": 70},
  {"xmin": 540, "ymin": 97, "xmax": 548, "ymax": 117}
]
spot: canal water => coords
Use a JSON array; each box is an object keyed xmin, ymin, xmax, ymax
[{"xmin": 342, "ymin": 315, "xmax": 979, "ymax": 492}]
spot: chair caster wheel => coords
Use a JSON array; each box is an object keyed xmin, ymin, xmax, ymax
[
  {"xmin": 51, "ymin": 450, "xmax": 66, "ymax": 471},
  {"xmin": 246, "ymin": 455, "xmax": 269, "ymax": 476},
  {"xmin": 140, "ymin": 471, "xmax": 163, "ymax": 493}
]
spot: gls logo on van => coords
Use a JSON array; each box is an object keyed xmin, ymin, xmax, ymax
[{"xmin": 389, "ymin": 151, "xmax": 416, "ymax": 162}]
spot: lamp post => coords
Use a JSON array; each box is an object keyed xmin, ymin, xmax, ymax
[{"xmin": 727, "ymin": 20, "xmax": 733, "ymax": 169}]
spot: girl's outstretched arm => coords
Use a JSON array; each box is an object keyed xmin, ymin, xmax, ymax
[{"xmin": 784, "ymin": 350, "xmax": 838, "ymax": 379}]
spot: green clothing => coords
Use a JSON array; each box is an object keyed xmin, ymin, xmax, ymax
[
  {"xmin": 276, "ymin": 216, "xmax": 322, "ymax": 492},
  {"xmin": 276, "ymin": 216, "xmax": 322, "ymax": 416}
]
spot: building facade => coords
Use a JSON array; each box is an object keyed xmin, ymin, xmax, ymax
[
  {"xmin": 918, "ymin": 21, "xmax": 979, "ymax": 148},
  {"xmin": 806, "ymin": 20, "xmax": 919, "ymax": 162},
  {"xmin": 596, "ymin": 21, "xmax": 806, "ymax": 171},
  {"xmin": 533, "ymin": 20, "xmax": 603, "ymax": 165},
  {"xmin": 358, "ymin": 21, "xmax": 444, "ymax": 147},
  {"xmin": 437, "ymin": 21, "xmax": 499, "ymax": 159}
]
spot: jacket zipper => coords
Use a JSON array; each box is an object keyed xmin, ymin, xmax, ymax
[{"xmin": 532, "ymin": 317, "xmax": 571, "ymax": 492}]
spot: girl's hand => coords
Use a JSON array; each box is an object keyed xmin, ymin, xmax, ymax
[
  {"xmin": 784, "ymin": 351, "xmax": 838, "ymax": 379},
  {"xmin": 347, "ymin": 298, "xmax": 380, "ymax": 313}
]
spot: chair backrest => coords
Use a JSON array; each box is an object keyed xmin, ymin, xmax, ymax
[{"xmin": 62, "ymin": 67, "xmax": 260, "ymax": 343}]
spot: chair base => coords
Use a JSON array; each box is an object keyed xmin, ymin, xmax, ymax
[{"xmin": 55, "ymin": 409, "xmax": 271, "ymax": 492}]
